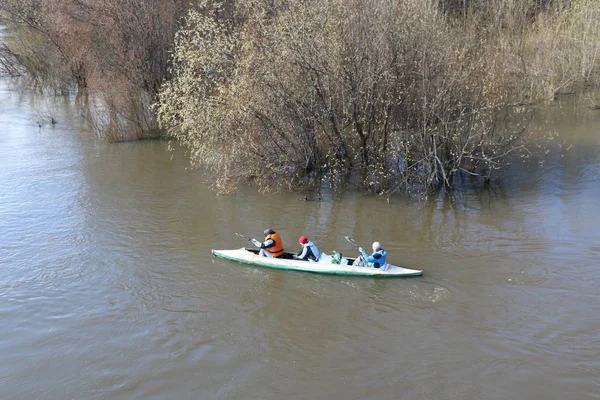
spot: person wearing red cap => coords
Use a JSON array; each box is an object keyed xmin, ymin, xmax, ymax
[{"xmin": 294, "ymin": 236, "xmax": 321, "ymax": 261}]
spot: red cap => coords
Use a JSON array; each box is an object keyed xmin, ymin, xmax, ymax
[{"xmin": 299, "ymin": 236, "xmax": 308, "ymax": 244}]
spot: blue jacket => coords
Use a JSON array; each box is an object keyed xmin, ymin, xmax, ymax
[{"xmin": 360, "ymin": 248, "xmax": 387, "ymax": 268}]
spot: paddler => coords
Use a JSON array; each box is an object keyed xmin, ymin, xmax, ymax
[
  {"xmin": 294, "ymin": 236, "xmax": 321, "ymax": 262},
  {"xmin": 357, "ymin": 241, "xmax": 387, "ymax": 268},
  {"xmin": 252, "ymin": 228, "xmax": 285, "ymax": 258}
]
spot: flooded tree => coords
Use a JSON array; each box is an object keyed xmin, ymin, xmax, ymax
[
  {"xmin": 2, "ymin": 0, "xmax": 599, "ymax": 192},
  {"xmin": 156, "ymin": 0, "xmax": 567, "ymax": 194},
  {"xmin": 0, "ymin": 0, "xmax": 190, "ymax": 139}
]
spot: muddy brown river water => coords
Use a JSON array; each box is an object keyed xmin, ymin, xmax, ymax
[{"xmin": 0, "ymin": 75, "xmax": 599, "ymax": 399}]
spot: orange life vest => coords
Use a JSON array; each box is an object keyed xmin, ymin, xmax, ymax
[{"xmin": 265, "ymin": 232, "xmax": 284, "ymax": 257}]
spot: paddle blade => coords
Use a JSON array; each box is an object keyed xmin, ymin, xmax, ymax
[
  {"xmin": 235, "ymin": 232, "xmax": 251, "ymax": 241},
  {"xmin": 344, "ymin": 236, "xmax": 360, "ymax": 249}
]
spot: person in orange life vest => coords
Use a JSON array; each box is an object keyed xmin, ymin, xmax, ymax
[
  {"xmin": 294, "ymin": 236, "xmax": 321, "ymax": 261},
  {"xmin": 254, "ymin": 228, "xmax": 285, "ymax": 258}
]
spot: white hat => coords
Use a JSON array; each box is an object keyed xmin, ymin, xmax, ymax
[{"xmin": 372, "ymin": 241, "xmax": 381, "ymax": 251}]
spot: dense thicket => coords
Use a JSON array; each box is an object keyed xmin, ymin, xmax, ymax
[
  {"xmin": 0, "ymin": 0, "xmax": 190, "ymax": 139},
  {"xmin": 2, "ymin": 0, "xmax": 599, "ymax": 193},
  {"xmin": 156, "ymin": 0, "xmax": 600, "ymax": 194}
]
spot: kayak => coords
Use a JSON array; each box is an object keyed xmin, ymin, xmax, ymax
[{"xmin": 211, "ymin": 248, "xmax": 423, "ymax": 277}]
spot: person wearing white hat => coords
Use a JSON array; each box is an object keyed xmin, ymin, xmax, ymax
[{"xmin": 358, "ymin": 241, "xmax": 388, "ymax": 268}]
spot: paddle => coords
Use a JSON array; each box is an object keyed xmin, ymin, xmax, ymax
[
  {"xmin": 345, "ymin": 236, "xmax": 369, "ymax": 267},
  {"xmin": 345, "ymin": 236, "xmax": 362, "ymax": 251},
  {"xmin": 236, "ymin": 232, "xmax": 261, "ymax": 248},
  {"xmin": 235, "ymin": 232, "xmax": 252, "ymax": 241}
]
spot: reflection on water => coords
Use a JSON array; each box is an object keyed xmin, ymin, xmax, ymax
[{"xmin": 1, "ymin": 77, "xmax": 599, "ymax": 399}]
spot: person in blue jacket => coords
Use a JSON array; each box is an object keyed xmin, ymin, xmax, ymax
[{"xmin": 358, "ymin": 241, "xmax": 387, "ymax": 268}]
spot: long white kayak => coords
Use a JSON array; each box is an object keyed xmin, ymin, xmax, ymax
[{"xmin": 211, "ymin": 248, "xmax": 423, "ymax": 277}]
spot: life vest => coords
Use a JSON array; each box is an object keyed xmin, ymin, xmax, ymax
[
  {"xmin": 361, "ymin": 248, "xmax": 387, "ymax": 268},
  {"xmin": 369, "ymin": 249, "xmax": 387, "ymax": 268},
  {"xmin": 265, "ymin": 232, "xmax": 284, "ymax": 257}
]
